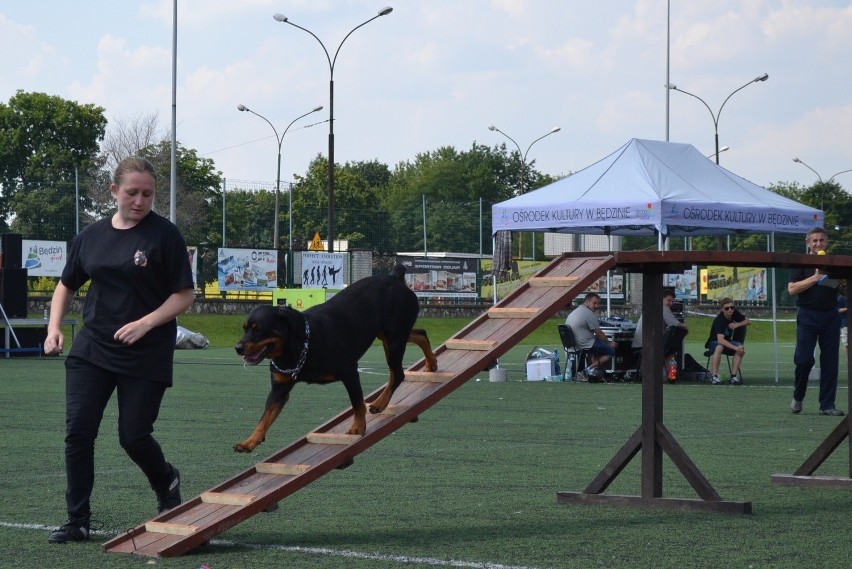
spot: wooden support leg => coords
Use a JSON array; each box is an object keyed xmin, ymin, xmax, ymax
[{"xmin": 558, "ymin": 270, "xmax": 752, "ymax": 514}]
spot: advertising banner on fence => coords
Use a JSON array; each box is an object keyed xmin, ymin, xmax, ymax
[
  {"xmin": 187, "ymin": 245, "xmax": 199, "ymax": 291},
  {"xmin": 21, "ymin": 239, "xmax": 66, "ymax": 277},
  {"xmin": 301, "ymin": 252, "xmax": 345, "ymax": 288},
  {"xmin": 700, "ymin": 266, "xmax": 768, "ymax": 302},
  {"xmin": 664, "ymin": 267, "xmax": 698, "ymax": 301},
  {"xmin": 585, "ymin": 270, "xmax": 625, "ymax": 300},
  {"xmin": 217, "ymin": 247, "xmax": 278, "ymax": 290},
  {"xmin": 397, "ymin": 257, "xmax": 478, "ymax": 299}
]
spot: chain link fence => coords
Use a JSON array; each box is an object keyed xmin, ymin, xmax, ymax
[{"xmin": 7, "ymin": 178, "xmax": 851, "ymax": 304}]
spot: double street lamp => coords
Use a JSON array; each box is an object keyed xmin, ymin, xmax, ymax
[
  {"xmin": 488, "ymin": 124, "xmax": 561, "ymax": 270},
  {"xmin": 792, "ymin": 157, "xmax": 852, "ymax": 211},
  {"xmin": 488, "ymin": 125, "xmax": 561, "ymax": 194},
  {"xmin": 237, "ymin": 103, "xmax": 324, "ymax": 283},
  {"xmin": 668, "ymin": 73, "xmax": 769, "ymax": 164},
  {"xmin": 274, "ymin": 7, "xmax": 393, "ymax": 253}
]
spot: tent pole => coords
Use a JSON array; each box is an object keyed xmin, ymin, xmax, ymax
[
  {"xmin": 606, "ymin": 233, "xmax": 612, "ymax": 317},
  {"xmin": 770, "ymin": 231, "xmax": 779, "ymax": 384}
]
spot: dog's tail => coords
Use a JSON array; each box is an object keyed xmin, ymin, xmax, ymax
[{"xmin": 392, "ymin": 264, "xmax": 406, "ymax": 279}]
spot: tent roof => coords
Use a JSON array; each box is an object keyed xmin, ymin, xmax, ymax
[{"xmin": 492, "ymin": 138, "xmax": 823, "ymax": 236}]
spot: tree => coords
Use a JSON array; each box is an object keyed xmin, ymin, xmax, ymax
[
  {"xmin": 769, "ymin": 180, "xmax": 852, "ymax": 255},
  {"xmin": 221, "ymin": 187, "xmax": 276, "ymax": 248},
  {"xmin": 290, "ymin": 156, "xmax": 390, "ymax": 250},
  {"xmin": 101, "ymin": 112, "xmax": 162, "ymax": 174},
  {"xmin": 138, "ymin": 140, "xmax": 223, "ymax": 248},
  {"xmin": 382, "ymin": 143, "xmax": 521, "ymax": 254},
  {"xmin": 0, "ymin": 91, "xmax": 107, "ymax": 238}
]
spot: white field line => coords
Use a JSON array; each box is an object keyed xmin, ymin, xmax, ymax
[{"xmin": 0, "ymin": 521, "xmax": 548, "ymax": 569}]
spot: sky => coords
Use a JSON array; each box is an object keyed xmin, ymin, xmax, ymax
[{"xmin": 2, "ymin": 1, "xmax": 852, "ymax": 192}]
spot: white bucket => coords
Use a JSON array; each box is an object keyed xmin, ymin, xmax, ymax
[{"xmin": 489, "ymin": 368, "xmax": 508, "ymax": 382}]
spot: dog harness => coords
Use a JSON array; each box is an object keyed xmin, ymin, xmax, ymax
[{"xmin": 269, "ymin": 319, "xmax": 310, "ymax": 380}]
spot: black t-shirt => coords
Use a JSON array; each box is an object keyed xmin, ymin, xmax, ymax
[
  {"xmin": 61, "ymin": 213, "xmax": 194, "ymax": 383},
  {"xmin": 788, "ymin": 267, "xmax": 837, "ymax": 311},
  {"xmin": 706, "ymin": 309, "xmax": 746, "ymax": 348}
]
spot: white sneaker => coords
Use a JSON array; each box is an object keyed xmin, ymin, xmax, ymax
[
  {"xmin": 729, "ymin": 375, "xmax": 742, "ymax": 385},
  {"xmin": 710, "ymin": 375, "xmax": 721, "ymax": 385}
]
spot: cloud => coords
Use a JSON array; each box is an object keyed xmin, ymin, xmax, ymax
[
  {"xmin": 67, "ymin": 34, "xmax": 171, "ymax": 115},
  {"xmin": 0, "ymin": 14, "xmax": 69, "ymax": 88}
]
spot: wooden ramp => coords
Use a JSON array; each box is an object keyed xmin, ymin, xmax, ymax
[{"xmin": 103, "ymin": 254, "xmax": 613, "ymax": 558}]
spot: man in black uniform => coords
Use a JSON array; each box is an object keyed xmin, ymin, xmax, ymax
[{"xmin": 788, "ymin": 227, "xmax": 845, "ymax": 416}]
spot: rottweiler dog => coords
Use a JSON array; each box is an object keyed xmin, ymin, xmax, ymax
[{"xmin": 233, "ymin": 265, "xmax": 437, "ymax": 453}]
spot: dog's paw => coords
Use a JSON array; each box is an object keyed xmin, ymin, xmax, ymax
[
  {"xmin": 233, "ymin": 439, "xmax": 260, "ymax": 453},
  {"xmin": 345, "ymin": 423, "xmax": 366, "ymax": 436},
  {"xmin": 367, "ymin": 402, "xmax": 386, "ymax": 414}
]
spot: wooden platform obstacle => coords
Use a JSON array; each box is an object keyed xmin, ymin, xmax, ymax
[{"xmin": 103, "ymin": 251, "xmax": 852, "ymax": 558}]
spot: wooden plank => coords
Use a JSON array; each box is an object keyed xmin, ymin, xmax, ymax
[
  {"xmin": 305, "ymin": 432, "xmax": 362, "ymax": 445},
  {"xmin": 528, "ymin": 276, "xmax": 579, "ymax": 287},
  {"xmin": 445, "ymin": 339, "xmax": 497, "ymax": 351},
  {"xmin": 556, "ymin": 492, "xmax": 752, "ymax": 515},
  {"xmin": 380, "ymin": 404, "xmax": 407, "ymax": 415},
  {"xmin": 255, "ymin": 463, "xmax": 311, "ymax": 476},
  {"xmin": 94, "ymin": 255, "xmax": 674, "ymax": 559},
  {"xmin": 656, "ymin": 423, "xmax": 722, "ymax": 501},
  {"xmin": 770, "ymin": 474, "xmax": 852, "ymax": 488},
  {"xmin": 201, "ymin": 491, "xmax": 256, "ymax": 506},
  {"xmin": 583, "ymin": 426, "xmax": 642, "ymax": 494},
  {"xmin": 144, "ymin": 521, "xmax": 200, "ymax": 536},
  {"xmin": 792, "ymin": 419, "xmax": 849, "ymax": 476},
  {"xmin": 405, "ymin": 371, "xmax": 455, "ymax": 382},
  {"xmin": 487, "ymin": 307, "xmax": 541, "ymax": 318}
]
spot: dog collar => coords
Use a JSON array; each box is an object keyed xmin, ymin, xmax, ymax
[{"xmin": 270, "ymin": 319, "xmax": 310, "ymax": 380}]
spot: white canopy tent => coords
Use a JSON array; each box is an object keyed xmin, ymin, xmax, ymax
[
  {"xmin": 492, "ymin": 138, "xmax": 824, "ymax": 383},
  {"xmin": 492, "ymin": 138, "xmax": 823, "ymax": 238}
]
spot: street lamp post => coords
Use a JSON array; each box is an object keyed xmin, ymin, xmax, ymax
[
  {"xmin": 274, "ymin": 7, "xmax": 392, "ymax": 253},
  {"xmin": 488, "ymin": 125, "xmax": 561, "ymax": 267},
  {"xmin": 237, "ymin": 103, "xmax": 323, "ymax": 284},
  {"xmin": 792, "ymin": 157, "xmax": 852, "ymax": 211},
  {"xmin": 488, "ymin": 125, "xmax": 561, "ymax": 194},
  {"xmin": 706, "ymin": 145, "xmax": 730, "ymax": 160},
  {"xmin": 668, "ymin": 73, "xmax": 769, "ymax": 164}
]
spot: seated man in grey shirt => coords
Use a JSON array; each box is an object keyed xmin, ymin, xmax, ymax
[{"xmin": 565, "ymin": 292, "xmax": 617, "ymax": 380}]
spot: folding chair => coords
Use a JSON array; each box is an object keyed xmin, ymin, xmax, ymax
[
  {"xmin": 557, "ymin": 324, "xmax": 589, "ymax": 381},
  {"xmin": 704, "ymin": 327, "xmax": 746, "ymax": 381}
]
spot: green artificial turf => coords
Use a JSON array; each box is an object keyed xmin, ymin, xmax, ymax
[{"xmin": 1, "ymin": 313, "xmax": 848, "ymax": 569}]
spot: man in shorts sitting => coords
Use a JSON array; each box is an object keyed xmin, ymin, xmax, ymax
[
  {"xmin": 705, "ymin": 297, "xmax": 750, "ymax": 385},
  {"xmin": 565, "ymin": 292, "xmax": 617, "ymax": 381}
]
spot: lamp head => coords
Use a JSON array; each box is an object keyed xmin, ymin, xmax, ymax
[
  {"xmin": 378, "ymin": 7, "xmax": 393, "ymax": 16},
  {"xmin": 756, "ymin": 73, "xmax": 769, "ymax": 82},
  {"xmin": 551, "ymin": 127, "xmax": 561, "ymax": 133},
  {"xmin": 666, "ymin": 83, "xmax": 677, "ymax": 90},
  {"xmin": 488, "ymin": 125, "xmax": 497, "ymax": 131},
  {"xmin": 312, "ymin": 105, "xmax": 324, "ymax": 112},
  {"xmin": 793, "ymin": 157, "xmax": 801, "ymax": 163},
  {"xmin": 273, "ymin": 13, "xmax": 288, "ymax": 23},
  {"xmin": 237, "ymin": 104, "xmax": 248, "ymax": 112}
]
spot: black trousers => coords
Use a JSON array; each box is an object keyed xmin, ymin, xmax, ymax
[
  {"xmin": 63, "ymin": 356, "xmax": 173, "ymax": 523},
  {"xmin": 793, "ymin": 308, "xmax": 840, "ymax": 411}
]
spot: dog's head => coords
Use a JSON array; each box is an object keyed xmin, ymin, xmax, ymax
[{"xmin": 235, "ymin": 305, "xmax": 301, "ymax": 366}]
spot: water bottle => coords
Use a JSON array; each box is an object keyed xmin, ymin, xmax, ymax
[
  {"xmin": 666, "ymin": 357, "xmax": 678, "ymax": 383},
  {"xmin": 552, "ymin": 349, "xmax": 561, "ymax": 378},
  {"xmin": 43, "ymin": 308, "xmax": 49, "ymax": 320}
]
